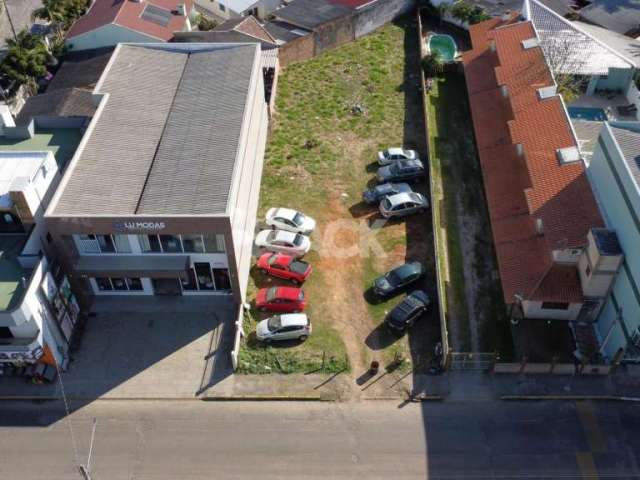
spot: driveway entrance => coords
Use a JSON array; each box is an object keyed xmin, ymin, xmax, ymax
[{"xmin": 60, "ymin": 296, "xmax": 237, "ymax": 399}]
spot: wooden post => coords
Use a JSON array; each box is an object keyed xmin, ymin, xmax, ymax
[
  {"xmin": 610, "ymin": 347, "xmax": 625, "ymax": 374},
  {"xmin": 519, "ymin": 356, "xmax": 528, "ymax": 374}
]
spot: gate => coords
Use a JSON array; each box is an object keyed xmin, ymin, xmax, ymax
[{"xmin": 447, "ymin": 352, "xmax": 497, "ymax": 371}]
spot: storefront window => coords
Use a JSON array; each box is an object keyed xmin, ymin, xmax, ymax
[
  {"xmin": 213, "ymin": 268, "xmax": 231, "ymax": 291},
  {"xmin": 97, "ymin": 235, "xmax": 116, "ymax": 253},
  {"xmin": 111, "ymin": 277, "xmax": 127, "ymax": 291},
  {"xmin": 203, "ymin": 234, "xmax": 225, "ymax": 253},
  {"xmin": 194, "ymin": 263, "xmax": 214, "ymax": 290},
  {"xmin": 95, "ymin": 277, "xmax": 113, "ymax": 291},
  {"xmin": 126, "ymin": 278, "xmax": 143, "ymax": 291},
  {"xmin": 181, "ymin": 269, "xmax": 198, "ymax": 291},
  {"xmin": 112, "ymin": 234, "xmax": 132, "ymax": 253},
  {"xmin": 181, "ymin": 235, "xmax": 205, "ymax": 253},
  {"xmin": 160, "ymin": 235, "xmax": 183, "ymax": 253},
  {"xmin": 139, "ymin": 235, "xmax": 162, "ymax": 253}
]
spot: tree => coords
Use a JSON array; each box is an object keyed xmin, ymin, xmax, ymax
[
  {"xmin": 0, "ymin": 30, "xmax": 50, "ymax": 85},
  {"xmin": 537, "ymin": 33, "xmax": 588, "ymax": 103},
  {"xmin": 197, "ymin": 14, "xmax": 218, "ymax": 31},
  {"xmin": 422, "ymin": 51, "xmax": 445, "ymax": 76},
  {"xmin": 450, "ymin": 1, "xmax": 490, "ymax": 25}
]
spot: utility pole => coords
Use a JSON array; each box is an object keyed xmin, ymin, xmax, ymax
[
  {"xmin": 78, "ymin": 418, "xmax": 97, "ymax": 480},
  {"xmin": 1, "ymin": 0, "xmax": 18, "ymax": 41}
]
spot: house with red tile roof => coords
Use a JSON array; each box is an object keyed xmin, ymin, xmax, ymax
[
  {"xmin": 463, "ymin": 16, "xmax": 623, "ymax": 322},
  {"xmin": 66, "ymin": 0, "xmax": 194, "ymax": 52}
]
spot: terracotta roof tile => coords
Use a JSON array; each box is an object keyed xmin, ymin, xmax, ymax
[
  {"xmin": 462, "ymin": 18, "xmax": 603, "ymax": 303},
  {"xmin": 68, "ymin": 0, "xmax": 192, "ymax": 42}
]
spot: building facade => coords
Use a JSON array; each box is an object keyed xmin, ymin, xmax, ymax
[
  {"xmin": 587, "ymin": 121, "xmax": 640, "ymax": 362},
  {"xmin": 45, "ymin": 43, "xmax": 269, "ymax": 305}
]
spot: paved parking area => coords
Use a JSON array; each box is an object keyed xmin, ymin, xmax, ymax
[
  {"xmin": 0, "ymin": 297, "xmax": 238, "ymax": 400},
  {"xmin": 61, "ymin": 297, "xmax": 237, "ymax": 399}
]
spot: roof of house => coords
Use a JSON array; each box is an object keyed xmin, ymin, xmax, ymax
[
  {"xmin": 579, "ymin": 0, "xmax": 640, "ymax": 36},
  {"xmin": 263, "ymin": 20, "xmax": 311, "ymax": 43},
  {"xmin": 46, "ymin": 48, "xmax": 114, "ymax": 92},
  {"xmin": 16, "ymin": 88, "xmax": 96, "ymax": 126},
  {"xmin": 524, "ymin": 0, "xmax": 635, "ymax": 75},
  {"xmin": 215, "ymin": 15, "xmax": 277, "ymax": 43},
  {"xmin": 67, "ymin": 0, "xmax": 192, "ymax": 42},
  {"xmin": 48, "ymin": 43, "xmax": 260, "ymax": 217},
  {"xmin": 0, "ymin": 151, "xmax": 55, "ymax": 209},
  {"xmin": 537, "ymin": 0, "xmax": 575, "ymax": 17},
  {"xmin": 273, "ymin": 0, "xmax": 352, "ymax": 30},
  {"xmin": 573, "ymin": 21, "xmax": 640, "ymax": 68},
  {"xmin": 330, "ymin": 0, "xmax": 375, "ymax": 8},
  {"xmin": 174, "ymin": 15, "xmax": 277, "ymax": 47},
  {"xmin": 463, "ymin": 17, "xmax": 603, "ymax": 303},
  {"xmin": 607, "ymin": 123, "xmax": 640, "ymax": 189}
]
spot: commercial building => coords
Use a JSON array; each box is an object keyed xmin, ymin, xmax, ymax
[
  {"xmin": 587, "ymin": 122, "xmax": 640, "ymax": 362},
  {"xmin": 45, "ymin": 43, "xmax": 269, "ymax": 304},
  {"xmin": 0, "ymin": 107, "xmax": 84, "ymax": 370},
  {"xmin": 463, "ymin": 17, "xmax": 622, "ymax": 323}
]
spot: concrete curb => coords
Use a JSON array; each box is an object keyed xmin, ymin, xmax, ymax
[
  {"xmin": 202, "ymin": 395, "xmax": 325, "ymax": 401},
  {"xmin": 501, "ymin": 395, "xmax": 639, "ymax": 401},
  {"xmin": 0, "ymin": 396, "xmax": 204, "ymax": 401}
]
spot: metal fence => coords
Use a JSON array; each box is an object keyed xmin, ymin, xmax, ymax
[{"xmin": 448, "ymin": 352, "xmax": 497, "ymax": 371}]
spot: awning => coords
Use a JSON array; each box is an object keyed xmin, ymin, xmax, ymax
[{"xmin": 74, "ymin": 255, "xmax": 190, "ymax": 279}]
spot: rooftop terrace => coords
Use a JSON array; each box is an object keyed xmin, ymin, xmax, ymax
[
  {"xmin": 0, "ymin": 128, "xmax": 83, "ymax": 170},
  {"xmin": 0, "ymin": 234, "xmax": 30, "ymax": 311}
]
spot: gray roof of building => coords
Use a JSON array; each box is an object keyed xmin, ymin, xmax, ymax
[
  {"xmin": 263, "ymin": 20, "xmax": 310, "ymax": 42},
  {"xmin": 16, "ymin": 88, "xmax": 96, "ymax": 125},
  {"xmin": 573, "ymin": 20, "xmax": 640, "ymax": 67},
  {"xmin": 47, "ymin": 48, "xmax": 114, "ymax": 92},
  {"xmin": 579, "ymin": 0, "xmax": 640, "ymax": 35},
  {"xmin": 50, "ymin": 43, "xmax": 259, "ymax": 216},
  {"xmin": 473, "ymin": 0, "xmax": 523, "ymax": 16},
  {"xmin": 274, "ymin": 0, "xmax": 352, "ymax": 30},
  {"xmin": 173, "ymin": 30, "xmax": 277, "ymax": 48},
  {"xmin": 609, "ymin": 124, "xmax": 640, "ymax": 190}
]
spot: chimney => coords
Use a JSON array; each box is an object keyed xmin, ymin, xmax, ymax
[
  {"xmin": 501, "ymin": 10, "xmax": 511, "ymax": 21},
  {"xmin": 535, "ymin": 218, "xmax": 544, "ymax": 236},
  {"xmin": 516, "ymin": 143, "xmax": 524, "ymax": 156},
  {"xmin": 500, "ymin": 85, "xmax": 509, "ymax": 98},
  {"xmin": 176, "ymin": 3, "xmax": 186, "ymax": 15}
]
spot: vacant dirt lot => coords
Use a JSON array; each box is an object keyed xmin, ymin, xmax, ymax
[{"xmin": 242, "ymin": 16, "xmax": 441, "ymax": 384}]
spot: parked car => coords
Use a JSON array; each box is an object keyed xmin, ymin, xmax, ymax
[
  {"xmin": 385, "ymin": 290, "xmax": 430, "ymax": 334},
  {"xmin": 256, "ymin": 252, "xmax": 312, "ymax": 284},
  {"xmin": 377, "ymin": 159, "xmax": 425, "ymax": 183},
  {"xmin": 256, "ymin": 313, "xmax": 312, "ymax": 343},
  {"xmin": 373, "ymin": 261, "xmax": 425, "ymax": 298},
  {"xmin": 362, "ymin": 182, "xmax": 412, "ymax": 205},
  {"xmin": 379, "ymin": 192, "xmax": 429, "ymax": 218},
  {"xmin": 377, "ymin": 147, "xmax": 419, "ymax": 166},
  {"xmin": 255, "ymin": 286, "xmax": 306, "ymax": 312},
  {"xmin": 265, "ymin": 207, "xmax": 316, "ymax": 234},
  {"xmin": 255, "ymin": 229, "xmax": 311, "ymax": 257}
]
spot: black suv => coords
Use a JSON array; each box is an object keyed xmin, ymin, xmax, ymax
[{"xmin": 385, "ymin": 290, "xmax": 430, "ymax": 334}]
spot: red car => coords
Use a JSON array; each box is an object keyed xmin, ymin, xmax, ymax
[
  {"xmin": 255, "ymin": 286, "xmax": 306, "ymax": 313},
  {"xmin": 256, "ymin": 252, "xmax": 312, "ymax": 284}
]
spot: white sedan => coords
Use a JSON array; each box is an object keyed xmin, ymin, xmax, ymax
[
  {"xmin": 377, "ymin": 147, "xmax": 419, "ymax": 166},
  {"xmin": 265, "ymin": 208, "xmax": 316, "ymax": 234},
  {"xmin": 255, "ymin": 229, "xmax": 311, "ymax": 257}
]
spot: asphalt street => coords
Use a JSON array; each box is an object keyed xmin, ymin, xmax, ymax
[{"xmin": 0, "ymin": 399, "xmax": 639, "ymax": 479}]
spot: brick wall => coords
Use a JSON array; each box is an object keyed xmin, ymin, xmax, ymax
[{"xmin": 279, "ymin": 33, "xmax": 315, "ymax": 67}]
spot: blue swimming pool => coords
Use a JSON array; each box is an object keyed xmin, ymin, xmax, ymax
[{"xmin": 567, "ymin": 106, "xmax": 608, "ymax": 121}]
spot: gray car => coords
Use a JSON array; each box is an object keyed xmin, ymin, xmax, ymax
[
  {"xmin": 376, "ymin": 159, "xmax": 425, "ymax": 183},
  {"xmin": 379, "ymin": 192, "xmax": 429, "ymax": 218}
]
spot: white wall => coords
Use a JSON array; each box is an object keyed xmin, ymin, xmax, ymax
[
  {"xmin": 227, "ymin": 46, "xmax": 268, "ymax": 303},
  {"xmin": 66, "ymin": 24, "xmax": 158, "ymax": 51},
  {"xmin": 522, "ymin": 300, "xmax": 582, "ymax": 320}
]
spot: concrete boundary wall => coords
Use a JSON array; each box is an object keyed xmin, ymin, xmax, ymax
[
  {"xmin": 494, "ymin": 362, "xmax": 612, "ymax": 375},
  {"xmin": 279, "ymin": 0, "xmax": 415, "ymax": 67},
  {"xmin": 417, "ymin": 10, "xmax": 450, "ymax": 367}
]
